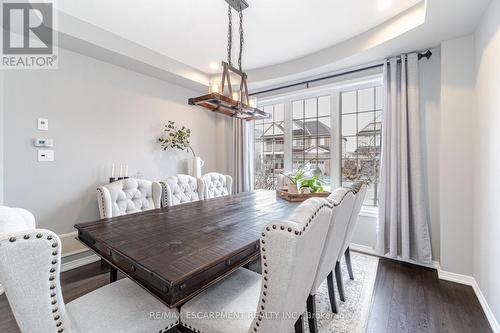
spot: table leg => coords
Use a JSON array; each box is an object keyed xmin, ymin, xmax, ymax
[{"xmin": 110, "ymin": 266, "xmax": 117, "ymax": 283}]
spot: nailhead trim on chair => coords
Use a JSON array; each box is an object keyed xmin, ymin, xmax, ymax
[
  {"xmin": 159, "ymin": 319, "xmax": 180, "ymax": 333},
  {"xmin": 160, "ymin": 181, "xmax": 169, "ymax": 208},
  {"xmin": 96, "ymin": 187, "xmax": 106, "ymax": 218},
  {"xmin": 328, "ymin": 189, "xmax": 355, "ymax": 207},
  {"xmin": 253, "ymin": 202, "xmax": 331, "ymax": 333},
  {"xmin": 2, "ymin": 232, "xmax": 64, "ymax": 332}
]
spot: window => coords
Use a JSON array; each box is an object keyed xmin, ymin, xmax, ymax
[
  {"xmin": 254, "ymin": 104, "xmax": 285, "ymax": 190},
  {"xmin": 341, "ymin": 87, "xmax": 382, "ymax": 206},
  {"xmin": 292, "ymin": 96, "xmax": 331, "ymax": 187},
  {"xmin": 254, "ymin": 77, "xmax": 382, "ymax": 207}
]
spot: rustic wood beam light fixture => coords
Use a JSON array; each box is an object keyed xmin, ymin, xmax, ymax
[{"xmin": 188, "ymin": 0, "xmax": 270, "ymax": 121}]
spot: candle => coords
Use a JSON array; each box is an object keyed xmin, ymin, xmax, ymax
[
  {"xmin": 111, "ymin": 164, "xmax": 115, "ymax": 177},
  {"xmin": 125, "ymin": 165, "xmax": 129, "ymax": 177},
  {"xmin": 119, "ymin": 165, "xmax": 123, "ymax": 177}
]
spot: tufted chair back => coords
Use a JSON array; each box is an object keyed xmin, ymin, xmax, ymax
[
  {"xmin": 160, "ymin": 174, "xmax": 205, "ymax": 207},
  {"xmin": 0, "ymin": 206, "xmax": 37, "ymax": 295},
  {"xmin": 249, "ymin": 198, "xmax": 331, "ymax": 333},
  {"xmin": 310, "ymin": 188, "xmax": 356, "ymax": 294},
  {"xmin": 0, "ymin": 206, "xmax": 36, "ymax": 234},
  {"xmin": 0, "ymin": 229, "xmax": 73, "ymax": 333},
  {"xmin": 338, "ymin": 180, "xmax": 368, "ymax": 261},
  {"xmin": 96, "ymin": 178, "xmax": 162, "ymax": 219},
  {"xmin": 202, "ymin": 173, "xmax": 233, "ymax": 199}
]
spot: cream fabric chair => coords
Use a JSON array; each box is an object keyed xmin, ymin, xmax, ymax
[
  {"xmin": 0, "ymin": 229, "xmax": 179, "ymax": 333},
  {"xmin": 202, "ymin": 173, "xmax": 233, "ymax": 199},
  {"xmin": 160, "ymin": 174, "xmax": 205, "ymax": 207},
  {"xmin": 96, "ymin": 178, "xmax": 162, "ymax": 219},
  {"xmin": 0, "ymin": 206, "xmax": 37, "ymax": 296},
  {"xmin": 340, "ymin": 181, "xmax": 368, "ymax": 278},
  {"xmin": 333, "ymin": 180, "xmax": 368, "ymax": 304},
  {"xmin": 304, "ymin": 189, "xmax": 356, "ymax": 333},
  {"xmin": 180, "ymin": 198, "xmax": 332, "ymax": 333}
]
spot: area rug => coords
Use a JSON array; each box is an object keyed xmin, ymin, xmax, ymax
[{"xmin": 304, "ymin": 252, "xmax": 379, "ymax": 333}]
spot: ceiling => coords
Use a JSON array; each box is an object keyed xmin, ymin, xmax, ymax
[
  {"xmin": 55, "ymin": 0, "xmax": 422, "ymax": 73},
  {"xmin": 53, "ymin": 0, "xmax": 491, "ymax": 92}
]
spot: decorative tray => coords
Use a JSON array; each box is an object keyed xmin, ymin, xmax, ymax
[{"xmin": 276, "ymin": 189, "xmax": 331, "ymax": 202}]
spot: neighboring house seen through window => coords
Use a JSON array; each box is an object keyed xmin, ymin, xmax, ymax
[{"xmin": 254, "ymin": 76, "xmax": 382, "ymax": 207}]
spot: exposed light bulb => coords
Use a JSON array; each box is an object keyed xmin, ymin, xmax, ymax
[
  {"xmin": 209, "ymin": 62, "xmax": 220, "ymax": 71},
  {"xmin": 249, "ymin": 97, "xmax": 257, "ymax": 108},
  {"xmin": 378, "ymin": 0, "xmax": 391, "ymax": 10},
  {"xmin": 209, "ymin": 82, "xmax": 220, "ymax": 94},
  {"xmin": 232, "ymin": 91, "xmax": 240, "ymax": 102}
]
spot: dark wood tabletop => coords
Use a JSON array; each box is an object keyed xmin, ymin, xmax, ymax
[{"xmin": 74, "ymin": 190, "xmax": 299, "ymax": 308}]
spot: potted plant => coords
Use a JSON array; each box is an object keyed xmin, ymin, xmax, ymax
[
  {"xmin": 158, "ymin": 121, "xmax": 204, "ymax": 177},
  {"xmin": 282, "ymin": 159, "xmax": 325, "ymax": 194}
]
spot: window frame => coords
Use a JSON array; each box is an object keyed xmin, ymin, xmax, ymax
[{"xmin": 254, "ymin": 74, "xmax": 383, "ymax": 211}]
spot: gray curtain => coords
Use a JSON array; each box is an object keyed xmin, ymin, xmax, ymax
[
  {"xmin": 377, "ymin": 53, "xmax": 432, "ymax": 264},
  {"xmin": 232, "ymin": 119, "xmax": 254, "ymax": 193}
]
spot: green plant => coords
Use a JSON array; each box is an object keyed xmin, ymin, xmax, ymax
[
  {"xmin": 282, "ymin": 159, "xmax": 325, "ymax": 193},
  {"xmin": 158, "ymin": 121, "xmax": 195, "ymax": 157}
]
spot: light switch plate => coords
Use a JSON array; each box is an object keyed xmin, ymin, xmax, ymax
[
  {"xmin": 34, "ymin": 138, "xmax": 54, "ymax": 147},
  {"xmin": 37, "ymin": 118, "xmax": 49, "ymax": 131},
  {"xmin": 38, "ymin": 150, "xmax": 54, "ymax": 162}
]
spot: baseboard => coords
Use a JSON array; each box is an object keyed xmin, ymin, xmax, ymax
[
  {"xmin": 59, "ymin": 231, "xmax": 89, "ymax": 257},
  {"xmin": 60, "ymin": 253, "xmax": 100, "ymax": 273},
  {"xmin": 350, "ymin": 243, "xmax": 439, "ymax": 270},
  {"xmin": 436, "ymin": 264, "xmax": 475, "ymax": 286},
  {"xmin": 350, "ymin": 243, "xmax": 377, "ymax": 255},
  {"xmin": 437, "ymin": 264, "xmax": 499, "ymax": 333},
  {"xmin": 472, "ymin": 280, "xmax": 500, "ymax": 333}
]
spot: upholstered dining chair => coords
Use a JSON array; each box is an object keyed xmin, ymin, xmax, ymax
[
  {"xmin": 202, "ymin": 172, "xmax": 233, "ymax": 199},
  {"xmin": 179, "ymin": 197, "xmax": 332, "ymax": 333},
  {"xmin": 303, "ymin": 188, "xmax": 356, "ymax": 333},
  {"xmin": 96, "ymin": 178, "xmax": 162, "ymax": 219},
  {"xmin": 0, "ymin": 229, "xmax": 179, "ymax": 333},
  {"xmin": 160, "ymin": 174, "xmax": 205, "ymax": 207},
  {"xmin": 334, "ymin": 180, "xmax": 368, "ymax": 302},
  {"xmin": 0, "ymin": 206, "xmax": 37, "ymax": 296}
]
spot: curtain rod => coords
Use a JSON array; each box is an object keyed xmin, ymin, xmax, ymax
[{"xmin": 250, "ymin": 50, "xmax": 432, "ymax": 96}]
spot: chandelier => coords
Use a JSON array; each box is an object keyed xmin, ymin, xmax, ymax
[{"xmin": 188, "ymin": 0, "xmax": 270, "ymax": 121}]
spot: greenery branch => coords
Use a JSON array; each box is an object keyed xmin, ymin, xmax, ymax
[{"xmin": 158, "ymin": 121, "xmax": 196, "ymax": 157}]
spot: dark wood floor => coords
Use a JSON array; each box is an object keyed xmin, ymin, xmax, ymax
[
  {"xmin": 0, "ymin": 257, "xmax": 492, "ymax": 333},
  {"xmin": 367, "ymin": 258, "xmax": 492, "ymax": 333}
]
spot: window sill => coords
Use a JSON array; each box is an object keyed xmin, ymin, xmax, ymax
[{"xmin": 360, "ymin": 206, "xmax": 378, "ymax": 218}]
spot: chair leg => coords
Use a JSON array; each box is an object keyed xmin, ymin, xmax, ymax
[
  {"xmin": 345, "ymin": 247, "xmax": 354, "ymax": 280},
  {"xmin": 110, "ymin": 267, "xmax": 117, "ymax": 283},
  {"xmin": 327, "ymin": 271, "xmax": 338, "ymax": 313},
  {"xmin": 335, "ymin": 261, "xmax": 345, "ymax": 302},
  {"xmin": 306, "ymin": 294, "xmax": 318, "ymax": 333},
  {"xmin": 294, "ymin": 314, "xmax": 304, "ymax": 333}
]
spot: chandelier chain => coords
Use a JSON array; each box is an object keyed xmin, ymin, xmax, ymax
[
  {"xmin": 238, "ymin": 10, "xmax": 244, "ymax": 71},
  {"xmin": 227, "ymin": 4, "xmax": 232, "ymax": 66}
]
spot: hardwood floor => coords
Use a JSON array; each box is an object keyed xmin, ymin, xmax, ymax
[
  {"xmin": 367, "ymin": 258, "xmax": 492, "ymax": 333},
  {"xmin": 0, "ymin": 257, "xmax": 492, "ymax": 333}
]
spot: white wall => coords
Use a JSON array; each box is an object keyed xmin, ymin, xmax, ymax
[
  {"xmin": 439, "ymin": 35, "xmax": 476, "ymax": 276},
  {"xmin": 2, "ymin": 47, "xmax": 218, "ymax": 235},
  {"xmin": 474, "ymin": 0, "xmax": 500, "ymax": 323},
  {"xmin": 0, "ymin": 69, "xmax": 4, "ymax": 205}
]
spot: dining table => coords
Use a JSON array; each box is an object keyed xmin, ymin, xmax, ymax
[{"xmin": 74, "ymin": 189, "xmax": 300, "ymax": 308}]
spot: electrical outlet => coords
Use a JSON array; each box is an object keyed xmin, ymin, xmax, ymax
[
  {"xmin": 38, "ymin": 150, "xmax": 54, "ymax": 162},
  {"xmin": 37, "ymin": 118, "xmax": 49, "ymax": 131}
]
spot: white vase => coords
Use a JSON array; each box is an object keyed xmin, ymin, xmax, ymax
[{"xmin": 192, "ymin": 156, "xmax": 205, "ymax": 178}]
